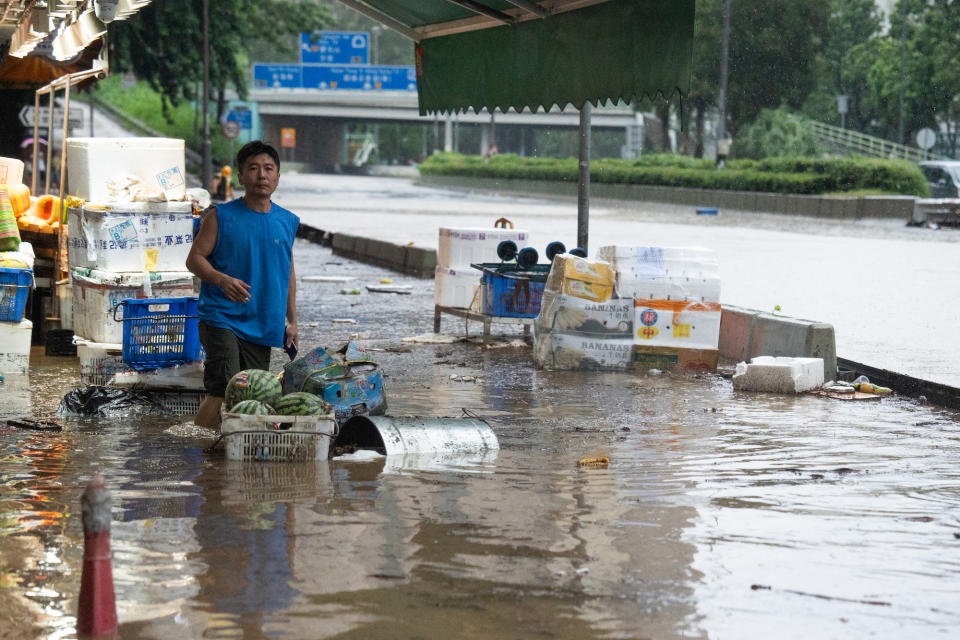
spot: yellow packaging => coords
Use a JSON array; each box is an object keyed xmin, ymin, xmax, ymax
[{"xmin": 545, "ymin": 254, "xmax": 615, "ymax": 302}]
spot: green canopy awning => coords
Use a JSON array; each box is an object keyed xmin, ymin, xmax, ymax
[{"xmin": 337, "ymin": 0, "xmax": 695, "ymax": 115}]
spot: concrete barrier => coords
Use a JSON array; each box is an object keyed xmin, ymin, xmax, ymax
[
  {"xmin": 419, "ymin": 175, "xmax": 916, "ymax": 221},
  {"xmin": 719, "ymin": 304, "xmax": 837, "ymax": 380}
]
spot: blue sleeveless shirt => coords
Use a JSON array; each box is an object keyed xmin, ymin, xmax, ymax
[{"xmin": 198, "ymin": 198, "xmax": 299, "ymax": 347}]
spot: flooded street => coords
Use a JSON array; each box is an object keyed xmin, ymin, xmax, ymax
[
  {"xmin": 275, "ymin": 173, "xmax": 960, "ymax": 388},
  {"xmin": 1, "ymin": 241, "xmax": 958, "ymax": 639}
]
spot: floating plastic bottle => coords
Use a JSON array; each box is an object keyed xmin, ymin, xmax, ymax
[{"xmin": 852, "ymin": 375, "xmax": 892, "ymax": 395}]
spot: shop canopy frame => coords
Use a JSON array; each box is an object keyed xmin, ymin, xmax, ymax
[{"xmin": 334, "ymin": 0, "xmax": 695, "ymax": 251}]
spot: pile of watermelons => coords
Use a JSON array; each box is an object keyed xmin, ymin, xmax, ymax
[{"xmin": 224, "ymin": 369, "xmax": 330, "ymax": 415}]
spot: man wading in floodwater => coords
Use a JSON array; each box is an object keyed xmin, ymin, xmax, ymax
[{"xmin": 186, "ymin": 141, "xmax": 299, "ymax": 428}]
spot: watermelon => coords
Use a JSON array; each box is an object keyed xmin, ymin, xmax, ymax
[
  {"xmin": 225, "ymin": 369, "xmax": 282, "ymax": 409},
  {"xmin": 229, "ymin": 399, "xmax": 272, "ymax": 415},
  {"xmin": 273, "ymin": 392, "xmax": 330, "ymax": 416}
]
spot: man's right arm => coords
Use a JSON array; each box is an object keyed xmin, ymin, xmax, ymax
[{"xmin": 186, "ymin": 209, "xmax": 251, "ymax": 304}]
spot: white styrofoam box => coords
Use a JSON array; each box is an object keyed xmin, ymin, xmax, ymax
[
  {"xmin": 0, "ymin": 319, "xmax": 32, "ymax": 375},
  {"xmin": 732, "ymin": 356, "xmax": 825, "ymax": 393},
  {"xmin": 68, "ymin": 202, "xmax": 194, "ymax": 273},
  {"xmin": 618, "ymin": 274, "xmax": 722, "ymax": 302},
  {"xmin": 76, "ymin": 339, "xmax": 131, "ymax": 386},
  {"xmin": 66, "ymin": 137, "xmax": 186, "ymax": 201},
  {"xmin": 633, "ymin": 299, "xmax": 722, "ymax": 350},
  {"xmin": 110, "ymin": 362, "xmax": 205, "ymax": 390},
  {"xmin": 0, "ymin": 156, "xmax": 25, "ymax": 186},
  {"xmin": 597, "ymin": 245, "xmax": 719, "ymax": 270},
  {"xmin": 434, "ymin": 265, "xmax": 482, "ymax": 308},
  {"xmin": 438, "ymin": 227, "xmax": 531, "ymax": 268},
  {"xmin": 72, "ymin": 269, "xmax": 197, "ymax": 344}
]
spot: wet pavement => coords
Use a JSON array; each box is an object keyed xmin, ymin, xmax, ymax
[
  {"xmin": 274, "ymin": 173, "xmax": 960, "ymax": 388},
  {"xmin": 1, "ymin": 241, "xmax": 959, "ymax": 639}
]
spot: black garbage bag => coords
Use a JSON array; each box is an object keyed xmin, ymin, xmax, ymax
[{"xmin": 58, "ymin": 386, "xmax": 166, "ymax": 417}]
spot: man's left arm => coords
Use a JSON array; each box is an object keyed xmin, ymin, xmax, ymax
[{"xmin": 285, "ymin": 258, "xmax": 298, "ymax": 349}]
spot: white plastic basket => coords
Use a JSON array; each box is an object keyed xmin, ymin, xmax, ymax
[{"xmin": 221, "ymin": 413, "xmax": 336, "ymax": 462}]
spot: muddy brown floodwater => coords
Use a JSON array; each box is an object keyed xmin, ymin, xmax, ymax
[{"xmin": 1, "ymin": 242, "xmax": 958, "ymax": 639}]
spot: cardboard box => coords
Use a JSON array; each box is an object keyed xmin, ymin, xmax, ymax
[
  {"xmin": 533, "ymin": 332, "xmax": 633, "ymax": 371},
  {"xmin": 634, "ymin": 299, "xmax": 721, "ymax": 350},
  {"xmin": 544, "ymin": 254, "xmax": 615, "ymax": 302},
  {"xmin": 632, "ymin": 345, "xmax": 719, "ymax": 372},
  {"xmin": 536, "ymin": 291, "xmax": 632, "ymax": 337}
]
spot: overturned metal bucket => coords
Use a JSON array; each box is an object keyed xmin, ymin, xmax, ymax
[{"xmin": 332, "ymin": 416, "xmax": 499, "ymax": 457}]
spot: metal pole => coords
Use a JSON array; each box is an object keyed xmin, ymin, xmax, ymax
[
  {"xmin": 45, "ymin": 89, "xmax": 55, "ymax": 194},
  {"xmin": 54, "ymin": 81, "xmax": 71, "ymax": 316},
  {"xmin": 717, "ymin": 0, "xmax": 731, "ymax": 142},
  {"xmin": 32, "ymin": 91, "xmax": 39, "ymax": 194},
  {"xmin": 577, "ymin": 101, "xmax": 592, "ymax": 253},
  {"xmin": 202, "ymin": 0, "xmax": 212, "ymax": 190}
]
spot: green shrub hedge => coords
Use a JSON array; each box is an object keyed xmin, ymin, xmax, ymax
[{"xmin": 419, "ymin": 153, "xmax": 930, "ymax": 197}]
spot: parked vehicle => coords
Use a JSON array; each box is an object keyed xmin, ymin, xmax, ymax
[{"xmin": 918, "ymin": 160, "xmax": 960, "ymax": 198}]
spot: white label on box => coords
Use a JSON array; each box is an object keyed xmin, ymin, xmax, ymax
[
  {"xmin": 107, "ymin": 219, "xmax": 138, "ymax": 247},
  {"xmin": 156, "ymin": 166, "xmax": 185, "ymax": 190}
]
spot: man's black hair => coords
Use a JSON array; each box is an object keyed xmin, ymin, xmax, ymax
[{"xmin": 236, "ymin": 140, "xmax": 280, "ymax": 171}]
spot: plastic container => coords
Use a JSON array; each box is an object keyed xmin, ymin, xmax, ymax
[
  {"xmin": 0, "ymin": 267, "xmax": 32, "ymax": 322},
  {"xmin": 475, "ymin": 263, "xmax": 550, "ymax": 318},
  {"xmin": 117, "ymin": 297, "xmax": 201, "ymax": 371},
  {"xmin": 220, "ymin": 413, "xmax": 336, "ymax": 462},
  {"xmin": 66, "ymin": 137, "xmax": 186, "ymax": 201},
  {"xmin": 72, "ymin": 269, "xmax": 197, "ymax": 344}
]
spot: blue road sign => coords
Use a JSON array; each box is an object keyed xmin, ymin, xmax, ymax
[
  {"xmin": 301, "ymin": 65, "xmax": 417, "ymax": 91},
  {"xmin": 225, "ymin": 108, "xmax": 253, "ymax": 129},
  {"xmin": 253, "ymin": 64, "xmax": 302, "ymax": 89},
  {"xmin": 301, "ymin": 32, "xmax": 369, "ymax": 65}
]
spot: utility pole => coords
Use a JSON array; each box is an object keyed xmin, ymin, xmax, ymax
[
  {"xmin": 577, "ymin": 101, "xmax": 591, "ymax": 253},
  {"xmin": 897, "ymin": 0, "xmax": 907, "ymax": 145},
  {"xmin": 202, "ymin": 0, "xmax": 212, "ymax": 189},
  {"xmin": 717, "ymin": 0, "xmax": 731, "ymax": 143}
]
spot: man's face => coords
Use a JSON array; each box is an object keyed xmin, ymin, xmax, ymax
[{"xmin": 238, "ymin": 153, "xmax": 279, "ymax": 198}]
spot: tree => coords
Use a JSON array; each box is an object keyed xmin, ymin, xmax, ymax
[{"xmin": 109, "ymin": 0, "xmax": 331, "ymax": 119}]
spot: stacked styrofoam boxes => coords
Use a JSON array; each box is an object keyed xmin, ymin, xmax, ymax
[
  {"xmin": 434, "ymin": 226, "xmax": 531, "ymax": 310},
  {"xmin": 596, "ymin": 246, "xmax": 722, "ymax": 372},
  {"xmin": 64, "ymin": 138, "xmax": 198, "ymax": 384}
]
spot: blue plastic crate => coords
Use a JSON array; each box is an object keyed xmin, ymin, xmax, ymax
[
  {"xmin": 475, "ymin": 263, "xmax": 550, "ymax": 318},
  {"xmin": 118, "ymin": 297, "xmax": 202, "ymax": 371},
  {"xmin": 0, "ymin": 268, "xmax": 33, "ymax": 323}
]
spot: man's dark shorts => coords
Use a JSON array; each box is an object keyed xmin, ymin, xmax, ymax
[{"xmin": 198, "ymin": 321, "xmax": 271, "ymax": 397}]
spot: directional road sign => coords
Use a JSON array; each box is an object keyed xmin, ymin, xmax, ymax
[
  {"xmin": 19, "ymin": 105, "xmax": 84, "ymax": 129},
  {"xmin": 252, "ymin": 64, "xmax": 302, "ymax": 89},
  {"xmin": 301, "ymin": 65, "xmax": 417, "ymax": 91},
  {"xmin": 301, "ymin": 32, "xmax": 368, "ymax": 65},
  {"xmin": 223, "ymin": 107, "xmax": 253, "ymax": 130}
]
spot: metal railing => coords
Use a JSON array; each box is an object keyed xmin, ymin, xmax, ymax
[{"xmin": 809, "ymin": 120, "xmax": 947, "ymax": 162}]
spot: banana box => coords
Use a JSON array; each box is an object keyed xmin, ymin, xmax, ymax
[
  {"xmin": 544, "ymin": 254, "xmax": 615, "ymax": 302},
  {"xmin": 533, "ymin": 332, "xmax": 633, "ymax": 371},
  {"xmin": 632, "ymin": 346, "xmax": 719, "ymax": 373},
  {"xmin": 536, "ymin": 290, "xmax": 632, "ymax": 338}
]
